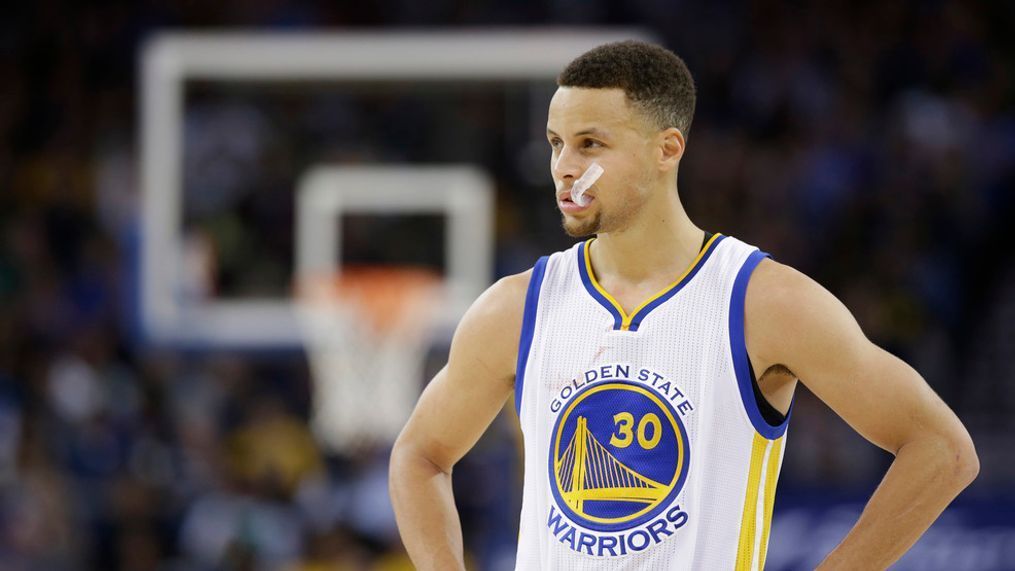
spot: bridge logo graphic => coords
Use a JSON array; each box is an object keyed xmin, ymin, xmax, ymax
[
  {"xmin": 548, "ymin": 381, "xmax": 690, "ymax": 532},
  {"xmin": 556, "ymin": 416, "xmax": 669, "ymax": 510}
]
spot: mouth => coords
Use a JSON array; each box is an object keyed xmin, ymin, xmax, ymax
[{"xmin": 557, "ymin": 192, "xmax": 595, "ymax": 213}]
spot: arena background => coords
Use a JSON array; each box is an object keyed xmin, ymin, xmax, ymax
[{"xmin": 2, "ymin": 1, "xmax": 1014, "ymax": 569}]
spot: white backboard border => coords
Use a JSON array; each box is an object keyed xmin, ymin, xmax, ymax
[{"xmin": 139, "ymin": 30, "xmax": 653, "ymax": 348}]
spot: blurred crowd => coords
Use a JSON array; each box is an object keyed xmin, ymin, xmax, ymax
[{"xmin": 1, "ymin": 0, "xmax": 1013, "ymax": 569}]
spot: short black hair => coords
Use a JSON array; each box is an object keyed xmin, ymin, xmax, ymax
[{"xmin": 557, "ymin": 40, "xmax": 696, "ymax": 137}]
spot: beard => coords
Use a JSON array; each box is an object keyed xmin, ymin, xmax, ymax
[
  {"xmin": 560, "ymin": 188, "xmax": 644, "ymax": 238},
  {"xmin": 562, "ymin": 211, "xmax": 602, "ymax": 238}
]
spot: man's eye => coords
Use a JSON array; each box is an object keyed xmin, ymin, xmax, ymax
[
  {"xmin": 549, "ymin": 138, "xmax": 563, "ymax": 149},
  {"xmin": 583, "ymin": 139, "xmax": 603, "ymax": 148}
]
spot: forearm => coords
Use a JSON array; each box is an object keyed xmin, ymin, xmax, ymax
[
  {"xmin": 389, "ymin": 446, "xmax": 467, "ymax": 571},
  {"xmin": 816, "ymin": 436, "xmax": 978, "ymax": 570}
]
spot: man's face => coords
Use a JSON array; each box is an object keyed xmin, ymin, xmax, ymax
[{"xmin": 546, "ymin": 87, "xmax": 659, "ymax": 237}]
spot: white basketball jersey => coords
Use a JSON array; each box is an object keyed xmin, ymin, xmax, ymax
[{"xmin": 513, "ymin": 233, "xmax": 791, "ymax": 570}]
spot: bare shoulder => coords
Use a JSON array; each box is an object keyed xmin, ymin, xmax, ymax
[
  {"xmin": 448, "ymin": 269, "xmax": 533, "ymax": 387},
  {"xmin": 456, "ymin": 269, "xmax": 531, "ymax": 341},
  {"xmin": 744, "ymin": 257, "xmax": 868, "ymax": 375},
  {"xmin": 745, "ymin": 257, "xmax": 835, "ymax": 319}
]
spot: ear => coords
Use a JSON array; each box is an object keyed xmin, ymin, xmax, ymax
[{"xmin": 658, "ymin": 127, "xmax": 685, "ymax": 172}]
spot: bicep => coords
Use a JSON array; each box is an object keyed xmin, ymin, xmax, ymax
[
  {"xmin": 752, "ymin": 262, "xmax": 966, "ymax": 454},
  {"xmin": 395, "ymin": 275, "xmax": 525, "ymax": 472},
  {"xmin": 793, "ymin": 321, "xmax": 946, "ymax": 454},
  {"xmin": 400, "ymin": 361, "xmax": 513, "ymax": 472}
]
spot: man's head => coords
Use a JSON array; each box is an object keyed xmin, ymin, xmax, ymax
[{"xmin": 548, "ymin": 41, "xmax": 696, "ymax": 237}]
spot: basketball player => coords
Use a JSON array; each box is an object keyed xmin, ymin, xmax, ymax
[{"xmin": 389, "ymin": 41, "xmax": 978, "ymax": 570}]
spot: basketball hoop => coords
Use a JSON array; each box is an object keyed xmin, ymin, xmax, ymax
[{"xmin": 295, "ymin": 265, "xmax": 444, "ymax": 455}]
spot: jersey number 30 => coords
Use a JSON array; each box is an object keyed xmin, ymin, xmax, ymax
[{"xmin": 609, "ymin": 412, "xmax": 662, "ymax": 450}]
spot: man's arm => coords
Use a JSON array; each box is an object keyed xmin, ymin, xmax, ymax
[
  {"xmin": 746, "ymin": 258, "xmax": 979, "ymax": 570},
  {"xmin": 389, "ymin": 271, "xmax": 529, "ymax": 571}
]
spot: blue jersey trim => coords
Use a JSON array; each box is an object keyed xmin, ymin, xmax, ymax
[
  {"xmin": 516, "ymin": 256, "xmax": 549, "ymax": 416},
  {"xmin": 729, "ymin": 249, "xmax": 791, "ymax": 440}
]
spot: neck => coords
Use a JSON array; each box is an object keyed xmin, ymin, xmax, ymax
[{"xmin": 590, "ymin": 186, "xmax": 703, "ymax": 283}]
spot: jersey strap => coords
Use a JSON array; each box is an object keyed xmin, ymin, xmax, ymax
[
  {"xmin": 728, "ymin": 249, "xmax": 792, "ymax": 439},
  {"xmin": 515, "ymin": 256, "xmax": 549, "ymax": 415}
]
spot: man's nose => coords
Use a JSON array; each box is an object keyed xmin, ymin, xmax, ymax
[{"xmin": 552, "ymin": 146, "xmax": 585, "ymax": 183}]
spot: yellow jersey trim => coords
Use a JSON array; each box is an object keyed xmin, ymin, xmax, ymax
[
  {"xmin": 582, "ymin": 232, "xmax": 724, "ymax": 331},
  {"xmin": 735, "ymin": 433, "xmax": 784, "ymax": 570}
]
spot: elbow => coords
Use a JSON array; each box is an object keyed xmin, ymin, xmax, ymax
[
  {"xmin": 390, "ymin": 430, "xmax": 410, "ymax": 466},
  {"xmin": 389, "ymin": 433, "xmax": 414, "ymax": 495},
  {"xmin": 958, "ymin": 444, "xmax": 980, "ymax": 487},
  {"xmin": 945, "ymin": 430, "xmax": 979, "ymax": 489},
  {"xmin": 389, "ymin": 431, "xmax": 451, "ymax": 485}
]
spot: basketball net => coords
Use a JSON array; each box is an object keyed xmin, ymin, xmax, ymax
[{"xmin": 296, "ymin": 266, "xmax": 444, "ymax": 455}]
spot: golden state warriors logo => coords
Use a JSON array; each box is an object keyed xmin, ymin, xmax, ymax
[{"xmin": 545, "ymin": 365, "xmax": 693, "ymax": 557}]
